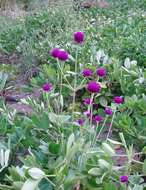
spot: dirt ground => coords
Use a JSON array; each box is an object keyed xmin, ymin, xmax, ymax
[{"xmin": 0, "ymin": 0, "xmax": 109, "ymax": 18}]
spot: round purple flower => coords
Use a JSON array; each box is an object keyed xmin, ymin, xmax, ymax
[
  {"xmin": 114, "ymin": 96, "xmax": 124, "ymax": 104},
  {"xmin": 94, "ymin": 115, "xmax": 104, "ymax": 122},
  {"xmin": 82, "ymin": 68, "xmax": 93, "ymax": 77},
  {"xmin": 42, "ymin": 83, "xmax": 53, "ymax": 92},
  {"xmin": 50, "ymin": 48, "xmax": 60, "ymax": 58},
  {"xmin": 74, "ymin": 31, "xmax": 85, "ymax": 44},
  {"xmin": 120, "ymin": 175, "xmax": 128, "ymax": 183},
  {"xmin": 96, "ymin": 67, "xmax": 107, "ymax": 77},
  {"xmin": 87, "ymin": 81, "xmax": 101, "ymax": 93},
  {"xmin": 105, "ymin": 107, "xmax": 113, "ymax": 116},
  {"xmin": 58, "ymin": 50, "xmax": 69, "ymax": 61},
  {"xmin": 77, "ymin": 118, "xmax": 85, "ymax": 126},
  {"xmin": 83, "ymin": 98, "xmax": 93, "ymax": 105}
]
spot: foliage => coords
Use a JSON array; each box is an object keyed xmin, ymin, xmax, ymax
[{"xmin": 0, "ymin": 0, "xmax": 146, "ymax": 189}]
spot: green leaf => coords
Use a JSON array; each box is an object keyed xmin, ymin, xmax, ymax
[
  {"xmin": 9, "ymin": 166, "xmax": 24, "ymax": 181},
  {"xmin": 99, "ymin": 96, "xmax": 108, "ymax": 107},
  {"xmin": 66, "ymin": 141, "xmax": 81, "ymax": 164},
  {"xmin": 13, "ymin": 182, "xmax": 24, "ymax": 190},
  {"xmin": 0, "ymin": 149, "xmax": 10, "ymax": 172},
  {"xmin": 0, "ymin": 72, "xmax": 8, "ymax": 90},
  {"xmin": 95, "ymin": 176, "xmax": 103, "ymax": 185},
  {"xmin": 133, "ymin": 185, "xmax": 143, "ymax": 190},
  {"xmin": 102, "ymin": 143, "xmax": 115, "ymax": 156},
  {"xmin": 20, "ymin": 155, "xmax": 38, "ymax": 167},
  {"xmin": 48, "ymin": 113, "xmax": 70, "ymax": 125},
  {"xmin": 39, "ymin": 179, "xmax": 53, "ymax": 190},
  {"xmin": 88, "ymin": 168, "xmax": 102, "ymax": 176},
  {"xmin": 98, "ymin": 159, "xmax": 111, "ymax": 170},
  {"xmin": 66, "ymin": 133, "xmax": 75, "ymax": 155},
  {"xmin": 60, "ymin": 95, "xmax": 64, "ymax": 108},
  {"xmin": 142, "ymin": 146, "xmax": 146, "ymax": 154},
  {"xmin": 42, "ymin": 64, "xmax": 56, "ymax": 77},
  {"xmin": 129, "ymin": 175, "xmax": 144, "ymax": 185},
  {"xmin": 48, "ymin": 113, "xmax": 58, "ymax": 124},
  {"xmin": 28, "ymin": 168, "xmax": 45, "ymax": 180},
  {"xmin": 31, "ymin": 113, "xmax": 49, "ymax": 129},
  {"xmin": 99, "ymin": 82, "xmax": 107, "ymax": 89},
  {"xmin": 107, "ymin": 139, "xmax": 122, "ymax": 145},
  {"xmin": 22, "ymin": 179, "xmax": 40, "ymax": 190},
  {"xmin": 104, "ymin": 182, "xmax": 117, "ymax": 190},
  {"xmin": 142, "ymin": 159, "xmax": 146, "ymax": 175},
  {"xmin": 119, "ymin": 133, "xmax": 127, "ymax": 147},
  {"xmin": 49, "ymin": 143, "xmax": 60, "ymax": 155},
  {"xmin": 0, "ymin": 149, "xmax": 5, "ymax": 167}
]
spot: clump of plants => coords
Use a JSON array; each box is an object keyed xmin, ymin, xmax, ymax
[
  {"xmin": 1, "ymin": 1, "xmax": 146, "ymax": 189},
  {"xmin": 1, "ymin": 29, "xmax": 146, "ymax": 190}
]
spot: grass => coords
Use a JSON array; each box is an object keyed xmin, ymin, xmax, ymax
[
  {"xmin": 0, "ymin": 0, "xmax": 145, "ymax": 63},
  {"xmin": 0, "ymin": 0, "xmax": 145, "ymax": 94}
]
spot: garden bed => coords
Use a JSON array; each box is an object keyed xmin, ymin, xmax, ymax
[{"xmin": 0, "ymin": 0, "xmax": 146, "ymax": 190}]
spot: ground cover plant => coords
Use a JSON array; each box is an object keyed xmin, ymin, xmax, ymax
[{"xmin": 0, "ymin": 0, "xmax": 146, "ymax": 189}]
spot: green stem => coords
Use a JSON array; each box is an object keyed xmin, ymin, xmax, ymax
[
  {"xmin": 60, "ymin": 69, "xmax": 63, "ymax": 113},
  {"xmin": 45, "ymin": 92, "xmax": 52, "ymax": 112},
  {"xmin": 126, "ymin": 184, "xmax": 128, "ymax": 190},
  {"xmin": 78, "ymin": 78, "xmax": 86, "ymax": 89},
  {"xmin": 92, "ymin": 122, "xmax": 99, "ymax": 146},
  {"xmin": 72, "ymin": 48, "xmax": 78, "ymax": 114},
  {"xmin": 0, "ymin": 184, "xmax": 13, "ymax": 190},
  {"xmin": 132, "ymin": 159, "xmax": 143, "ymax": 164},
  {"xmin": 45, "ymin": 177, "xmax": 56, "ymax": 187},
  {"xmin": 46, "ymin": 174, "xmax": 56, "ymax": 177},
  {"xmin": 106, "ymin": 107, "xmax": 117, "ymax": 140},
  {"xmin": 97, "ymin": 116, "xmax": 108, "ymax": 140},
  {"xmin": 58, "ymin": 60, "xmax": 63, "ymax": 113},
  {"xmin": 89, "ymin": 93, "xmax": 94, "ymax": 128},
  {"xmin": 57, "ymin": 60, "xmax": 73, "ymax": 91},
  {"xmin": 88, "ymin": 93, "xmax": 94, "ymax": 143}
]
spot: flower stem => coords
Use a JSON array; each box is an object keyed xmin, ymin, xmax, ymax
[
  {"xmin": 45, "ymin": 92, "xmax": 52, "ymax": 112},
  {"xmin": 57, "ymin": 60, "xmax": 72, "ymax": 91},
  {"xmin": 46, "ymin": 174, "xmax": 56, "ymax": 177},
  {"xmin": 57, "ymin": 60, "xmax": 73, "ymax": 114},
  {"xmin": 106, "ymin": 107, "xmax": 117, "ymax": 140},
  {"xmin": 45, "ymin": 176, "xmax": 56, "ymax": 187},
  {"xmin": 60, "ymin": 69, "xmax": 63, "ymax": 113},
  {"xmin": 78, "ymin": 78, "xmax": 86, "ymax": 89},
  {"xmin": 92, "ymin": 122, "xmax": 99, "ymax": 146},
  {"xmin": 0, "ymin": 184, "xmax": 13, "ymax": 190},
  {"xmin": 72, "ymin": 48, "xmax": 78, "ymax": 114},
  {"xmin": 97, "ymin": 116, "xmax": 108, "ymax": 140},
  {"xmin": 88, "ymin": 93, "xmax": 94, "ymax": 143},
  {"xmin": 89, "ymin": 93, "xmax": 94, "ymax": 128}
]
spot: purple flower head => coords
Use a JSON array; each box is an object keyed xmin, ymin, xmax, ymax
[
  {"xmin": 77, "ymin": 118, "xmax": 85, "ymax": 126},
  {"xmin": 87, "ymin": 81, "xmax": 101, "ymax": 93},
  {"xmin": 120, "ymin": 175, "xmax": 128, "ymax": 183},
  {"xmin": 42, "ymin": 83, "xmax": 53, "ymax": 92},
  {"xmin": 83, "ymin": 98, "xmax": 93, "ymax": 105},
  {"xmin": 96, "ymin": 67, "xmax": 107, "ymax": 77},
  {"xmin": 94, "ymin": 115, "xmax": 104, "ymax": 122},
  {"xmin": 58, "ymin": 50, "xmax": 69, "ymax": 61},
  {"xmin": 74, "ymin": 31, "xmax": 85, "ymax": 44},
  {"xmin": 114, "ymin": 96, "xmax": 124, "ymax": 104},
  {"xmin": 105, "ymin": 107, "xmax": 113, "ymax": 116},
  {"xmin": 82, "ymin": 68, "xmax": 93, "ymax": 77},
  {"xmin": 50, "ymin": 48, "xmax": 60, "ymax": 58}
]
